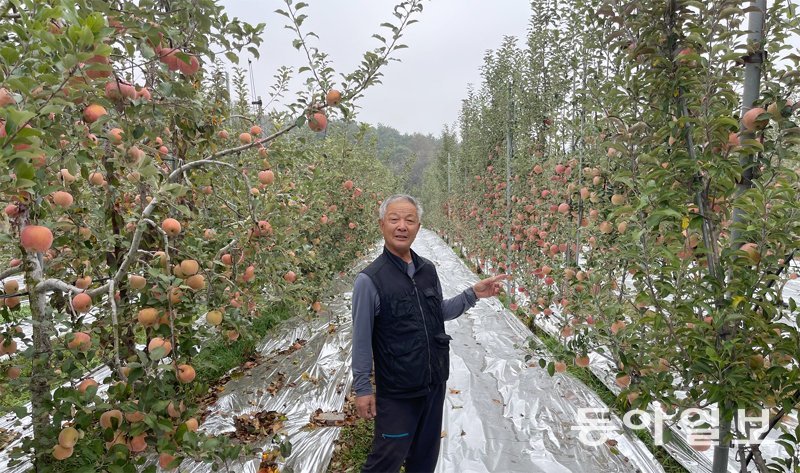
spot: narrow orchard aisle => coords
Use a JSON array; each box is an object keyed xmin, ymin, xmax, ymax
[
  {"xmin": 412, "ymin": 229, "xmax": 663, "ymax": 473},
  {"xmin": 181, "ymin": 229, "xmax": 663, "ymax": 473}
]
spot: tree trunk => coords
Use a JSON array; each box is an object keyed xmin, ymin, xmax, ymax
[{"xmin": 24, "ymin": 250, "xmax": 53, "ymax": 472}]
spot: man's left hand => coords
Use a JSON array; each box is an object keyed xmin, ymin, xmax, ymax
[{"xmin": 472, "ymin": 273, "xmax": 510, "ymax": 299}]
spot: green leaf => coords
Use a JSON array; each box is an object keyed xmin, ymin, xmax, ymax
[
  {"xmin": 280, "ymin": 439, "xmax": 292, "ymax": 458},
  {"xmin": 176, "ymin": 204, "xmax": 192, "ymax": 216},
  {"xmin": 133, "ymin": 125, "xmax": 145, "ymax": 140},
  {"xmin": 294, "ymin": 115, "xmax": 306, "ymax": 127},
  {"xmin": 140, "ymin": 43, "xmax": 156, "ymax": 59},
  {"xmin": 705, "ymin": 346, "xmax": 718, "ymax": 361},
  {"xmin": 225, "ymin": 51, "xmax": 239, "ymax": 64},
  {"xmin": 547, "ymin": 361, "xmax": 555, "ymax": 377},
  {"xmin": 741, "ymin": 138, "xmax": 764, "ymax": 151},
  {"xmin": 12, "ymin": 405, "xmax": 27, "ymax": 418},
  {"xmin": 719, "ymin": 7, "xmax": 744, "ymax": 18},
  {"xmin": 73, "ymin": 467, "xmax": 98, "ymax": 473},
  {"xmin": 15, "ymin": 162, "xmax": 35, "ymax": 181},
  {"xmin": 5, "ymin": 109, "xmax": 36, "ymax": 133},
  {"xmin": 162, "ymin": 183, "xmax": 186, "ymax": 196},
  {"xmin": 150, "ymin": 346, "xmax": 167, "ymax": 360},
  {"xmin": 79, "ymin": 26, "xmax": 95, "ymax": 48},
  {"xmin": 0, "ymin": 46, "xmax": 20, "ymax": 65},
  {"xmin": 158, "ymin": 81, "xmax": 173, "ymax": 97},
  {"xmin": 661, "ymin": 427, "xmax": 674, "ymax": 444},
  {"xmin": 11, "ymin": 177, "xmax": 34, "ymax": 189}
]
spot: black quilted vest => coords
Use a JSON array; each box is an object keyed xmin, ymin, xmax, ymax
[{"xmin": 361, "ymin": 247, "xmax": 452, "ymax": 398}]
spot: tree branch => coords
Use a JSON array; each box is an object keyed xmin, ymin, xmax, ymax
[
  {"xmin": 0, "ymin": 266, "xmax": 23, "ymax": 281},
  {"xmin": 167, "ymin": 159, "xmax": 258, "ymax": 225},
  {"xmin": 284, "ymin": 0, "xmax": 326, "ymax": 92},
  {"xmin": 342, "ymin": 0, "xmax": 423, "ymax": 103},
  {"xmin": 108, "ymin": 279, "xmax": 122, "ymax": 375},
  {"xmin": 36, "ymin": 197, "xmax": 160, "ymax": 295},
  {"xmin": 215, "ymin": 239, "xmax": 238, "ymax": 262},
  {"xmin": 31, "ymin": 89, "xmax": 296, "ymax": 299}
]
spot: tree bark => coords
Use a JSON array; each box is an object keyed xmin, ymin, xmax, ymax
[{"xmin": 24, "ymin": 250, "xmax": 53, "ymax": 472}]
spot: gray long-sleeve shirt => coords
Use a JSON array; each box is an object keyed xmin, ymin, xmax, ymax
[{"xmin": 351, "ymin": 255, "xmax": 478, "ymax": 397}]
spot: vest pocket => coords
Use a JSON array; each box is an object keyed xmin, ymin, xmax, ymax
[
  {"xmin": 422, "ymin": 287, "xmax": 443, "ymax": 317},
  {"xmin": 432, "ymin": 333, "xmax": 452, "ymax": 381},
  {"xmin": 387, "ymin": 295, "xmax": 419, "ymax": 329},
  {"xmin": 386, "ymin": 337, "xmax": 426, "ymax": 389}
]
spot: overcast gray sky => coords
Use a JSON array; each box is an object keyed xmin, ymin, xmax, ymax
[
  {"xmin": 219, "ymin": 0, "xmax": 533, "ymax": 137},
  {"xmin": 219, "ymin": 1, "xmax": 800, "ymax": 137}
]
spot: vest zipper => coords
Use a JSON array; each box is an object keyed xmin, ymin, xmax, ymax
[{"xmin": 411, "ymin": 278, "xmax": 432, "ymax": 388}]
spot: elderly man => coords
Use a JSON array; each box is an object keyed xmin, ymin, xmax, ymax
[{"xmin": 351, "ymin": 194, "xmax": 507, "ymax": 472}]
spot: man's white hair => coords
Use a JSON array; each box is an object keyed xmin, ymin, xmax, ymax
[{"xmin": 379, "ymin": 194, "xmax": 423, "ymax": 221}]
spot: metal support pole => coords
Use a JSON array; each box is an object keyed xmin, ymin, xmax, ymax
[
  {"xmin": 506, "ymin": 81, "xmax": 514, "ymax": 297},
  {"xmin": 446, "ymin": 151, "xmax": 451, "ymax": 240},
  {"xmin": 717, "ymin": 2, "xmax": 766, "ymax": 473},
  {"xmin": 447, "ymin": 152, "xmax": 451, "ymax": 196}
]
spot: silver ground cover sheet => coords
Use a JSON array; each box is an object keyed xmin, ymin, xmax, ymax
[{"xmin": 166, "ymin": 229, "xmax": 664, "ymax": 472}]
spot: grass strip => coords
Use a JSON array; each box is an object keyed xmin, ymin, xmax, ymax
[
  {"xmin": 193, "ymin": 304, "xmax": 292, "ymax": 386},
  {"xmin": 328, "ymin": 414, "xmax": 374, "ymax": 472}
]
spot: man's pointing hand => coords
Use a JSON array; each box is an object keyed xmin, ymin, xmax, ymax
[{"xmin": 472, "ymin": 273, "xmax": 510, "ymax": 299}]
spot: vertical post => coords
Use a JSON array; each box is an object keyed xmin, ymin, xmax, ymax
[
  {"xmin": 506, "ymin": 81, "xmax": 514, "ymax": 297},
  {"xmin": 447, "ymin": 152, "xmax": 451, "ymax": 196},
  {"xmin": 576, "ymin": 46, "xmax": 588, "ymax": 268},
  {"xmin": 463, "ymin": 150, "xmax": 467, "ymax": 194},
  {"xmin": 225, "ymin": 71, "xmax": 231, "ymax": 112},
  {"xmin": 447, "ymin": 151, "xmax": 451, "ymax": 221},
  {"xmin": 716, "ymin": 2, "xmax": 766, "ymax": 473},
  {"xmin": 733, "ymin": 0, "xmax": 766, "ymax": 211}
]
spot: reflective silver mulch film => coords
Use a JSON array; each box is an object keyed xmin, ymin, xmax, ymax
[{"xmin": 166, "ymin": 228, "xmax": 666, "ymax": 472}]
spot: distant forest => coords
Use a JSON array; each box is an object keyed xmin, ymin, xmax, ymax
[{"xmin": 336, "ymin": 122, "xmax": 443, "ymax": 193}]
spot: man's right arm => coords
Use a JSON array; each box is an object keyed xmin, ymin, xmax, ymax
[{"xmin": 352, "ymin": 273, "xmax": 378, "ymax": 397}]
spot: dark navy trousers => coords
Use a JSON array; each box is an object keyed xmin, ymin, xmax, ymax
[{"xmin": 361, "ymin": 382, "xmax": 446, "ymax": 473}]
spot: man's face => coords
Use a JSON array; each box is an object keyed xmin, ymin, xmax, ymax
[{"xmin": 379, "ymin": 200, "xmax": 420, "ymax": 258}]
